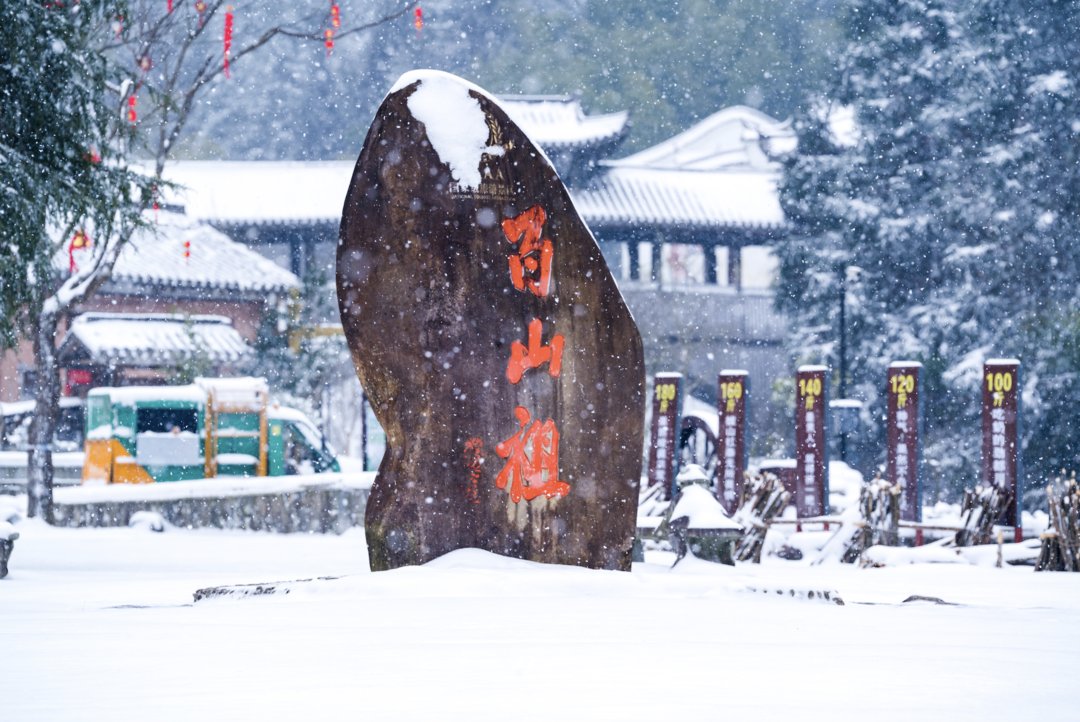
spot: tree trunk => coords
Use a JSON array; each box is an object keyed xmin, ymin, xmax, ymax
[{"xmin": 26, "ymin": 311, "xmax": 61, "ymax": 524}]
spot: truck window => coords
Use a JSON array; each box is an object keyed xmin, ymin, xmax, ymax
[{"xmin": 136, "ymin": 408, "xmax": 198, "ymax": 434}]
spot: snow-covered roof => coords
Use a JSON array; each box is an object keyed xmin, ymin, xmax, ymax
[
  {"xmin": 574, "ymin": 166, "xmax": 784, "ymax": 230},
  {"xmin": 157, "ymin": 105, "xmax": 787, "ymax": 232},
  {"xmin": 161, "ymin": 160, "xmax": 783, "ymax": 231},
  {"xmin": 568, "ymin": 106, "xmax": 791, "ymax": 230},
  {"xmin": 62, "ymin": 211, "xmax": 300, "ymax": 294},
  {"xmin": 158, "ymin": 96, "xmax": 624, "ymax": 226},
  {"xmin": 159, "ymin": 161, "xmax": 354, "ymax": 226},
  {"xmin": 612, "ymin": 105, "xmax": 795, "ymax": 171},
  {"xmin": 499, "ymin": 95, "xmax": 629, "ymax": 150},
  {"xmin": 59, "ymin": 313, "xmax": 253, "ymax": 368}
]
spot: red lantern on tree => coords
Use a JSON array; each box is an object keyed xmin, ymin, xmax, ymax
[
  {"xmin": 183, "ymin": 240, "xmax": 191, "ymax": 262},
  {"xmin": 127, "ymin": 94, "xmax": 137, "ymax": 124},
  {"xmin": 414, "ymin": 6, "xmax": 424, "ymax": 32},
  {"xmin": 324, "ymin": 28, "xmax": 334, "ymax": 55},
  {"xmin": 69, "ymin": 230, "xmax": 90, "ymax": 273},
  {"xmin": 223, "ymin": 7, "xmax": 234, "ymax": 78}
]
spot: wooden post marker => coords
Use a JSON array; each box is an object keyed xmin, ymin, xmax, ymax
[
  {"xmin": 886, "ymin": 362, "xmax": 922, "ymax": 524},
  {"xmin": 982, "ymin": 358, "xmax": 1022, "ymax": 541},
  {"xmin": 337, "ymin": 71, "xmax": 646, "ymax": 571},
  {"xmin": 716, "ymin": 370, "xmax": 749, "ymax": 515},
  {"xmin": 647, "ymin": 372, "xmax": 683, "ymax": 498},
  {"xmin": 795, "ymin": 365, "xmax": 829, "ymax": 518}
]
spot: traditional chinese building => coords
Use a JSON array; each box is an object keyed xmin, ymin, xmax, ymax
[
  {"xmin": 153, "ymin": 97, "xmax": 792, "ymax": 432},
  {"xmin": 0, "ymin": 213, "xmax": 300, "ymax": 402}
]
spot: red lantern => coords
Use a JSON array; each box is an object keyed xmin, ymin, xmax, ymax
[
  {"xmin": 183, "ymin": 240, "xmax": 192, "ymax": 262},
  {"xmin": 414, "ymin": 6, "xmax": 424, "ymax": 32},
  {"xmin": 330, "ymin": 3, "xmax": 341, "ymax": 29},
  {"xmin": 127, "ymin": 94, "xmax": 137, "ymax": 124},
  {"xmin": 69, "ymin": 230, "xmax": 90, "ymax": 273},
  {"xmin": 168, "ymin": 0, "xmax": 174, "ymax": 13},
  {"xmin": 223, "ymin": 7, "xmax": 234, "ymax": 78},
  {"xmin": 324, "ymin": 28, "xmax": 334, "ymax": 55}
]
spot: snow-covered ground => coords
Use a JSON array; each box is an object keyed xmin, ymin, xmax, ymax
[{"xmin": 2, "ymin": 496, "xmax": 1079, "ymax": 722}]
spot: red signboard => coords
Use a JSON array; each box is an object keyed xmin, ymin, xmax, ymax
[
  {"xmin": 886, "ymin": 362, "xmax": 922, "ymax": 522},
  {"xmin": 66, "ymin": 369, "xmax": 93, "ymax": 386},
  {"xmin": 795, "ymin": 366, "xmax": 828, "ymax": 517},
  {"xmin": 716, "ymin": 370, "xmax": 749, "ymax": 514},
  {"xmin": 982, "ymin": 359, "xmax": 1021, "ymax": 538},
  {"xmin": 648, "ymin": 372, "xmax": 682, "ymax": 498}
]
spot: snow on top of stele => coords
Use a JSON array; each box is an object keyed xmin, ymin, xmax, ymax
[{"xmin": 390, "ymin": 69, "xmax": 557, "ymax": 187}]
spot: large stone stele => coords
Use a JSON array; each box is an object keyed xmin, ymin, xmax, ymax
[{"xmin": 337, "ymin": 70, "xmax": 645, "ymax": 572}]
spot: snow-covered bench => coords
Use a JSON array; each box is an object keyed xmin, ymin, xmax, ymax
[{"xmin": 0, "ymin": 522, "xmax": 18, "ymax": 578}]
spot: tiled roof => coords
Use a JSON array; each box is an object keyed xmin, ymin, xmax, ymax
[
  {"xmin": 158, "ymin": 105, "xmax": 790, "ymax": 232},
  {"xmin": 612, "ymin": 105, "xmax": 795, "ymax": 171},
  {"xmin": 59, "ymin": 313, "xmax": 252, "ymax": 367},
  {"xmin": 575, "ymin": 166, "xmax": 784, "ymax": 230},
  {"xmin": 499, "ymin": 96, "xmax": 628, "ymax": 149},
  {"xmin": 574, "ymin": 106, "xmax": 793, "ymax": 231},
  {"xmin": 62, "ymin": 212, "xmax": 300, "ymax": 293},
  {"xmin": 159, "ymin": 161, "xmax": 353, "ymax": 227}
]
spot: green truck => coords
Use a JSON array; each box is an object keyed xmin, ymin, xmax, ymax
[{"xmin": 83, "ymin": 377, "xmax": 338, "ymax": 485}]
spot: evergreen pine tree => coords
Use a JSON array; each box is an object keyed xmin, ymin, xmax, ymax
[
  {"xmin": 1, "ymin": 2, "xmax": 153, "ymax": 520},
  {"xmin": 776, "ymin": 0, "xmax": 1080, "ymax": 495}
]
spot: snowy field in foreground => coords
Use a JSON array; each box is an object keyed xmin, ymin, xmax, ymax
[{"xmin": 2, "ymin": 515, "xmax": 1079, "ymax": 721}]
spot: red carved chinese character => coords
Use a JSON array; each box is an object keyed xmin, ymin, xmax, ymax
[
  {"xmin": 506, "ymin": 318, "xmax": 565, "ymax": 384},
  {"xmin": 502, "ymin": 205, "xmax": 553, "ymax": 297},
  {"xmin": 463, "ymin": 437, "xmax": 484, "ymax": 505},
  {"xmin": 494, "ymin": 406, "xmax": 571, "ymax": 503}
]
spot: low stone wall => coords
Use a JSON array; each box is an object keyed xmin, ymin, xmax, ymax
[{"xmin": 52, "ymin": 475, "xmax": 371, "ymax": 534}]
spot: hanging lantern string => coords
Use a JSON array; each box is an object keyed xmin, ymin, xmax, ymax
[
  {"xmin": 223, "ymin": 6, "xmax": 234, "ymax": 78},
  {"xmin": 414, "ymin": 6, "xmax": 423, "ymax": 34},
  {"xmin": 324, "ymin": 2, "xmax": 340, "ymax": 56}
]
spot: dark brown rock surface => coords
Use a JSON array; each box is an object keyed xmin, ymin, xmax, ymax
[{"xmin": 337, "ymin": 70, "xmax": 645, "ymax": 571}]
